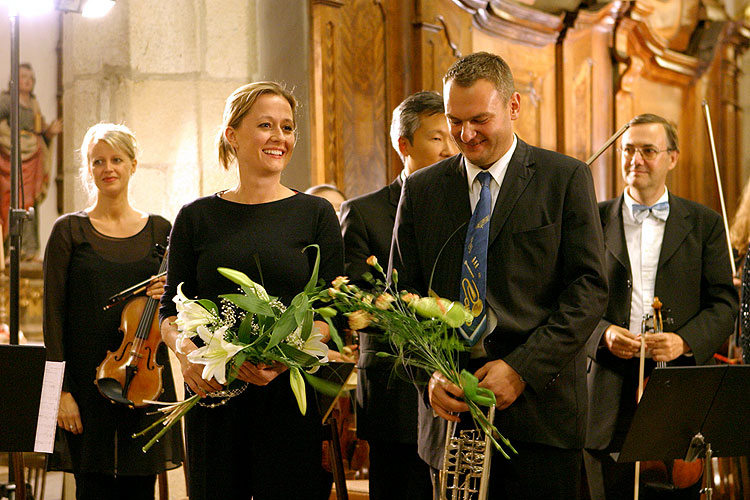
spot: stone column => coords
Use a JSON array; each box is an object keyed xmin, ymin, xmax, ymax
[{"xmin": 62, "ymin": 0, "xmax": 260, "ymax": 220}]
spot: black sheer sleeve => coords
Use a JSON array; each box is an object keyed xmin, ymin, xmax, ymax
[{"xmin": 43, "ymin": 215, "xmax": 74, "ymax": 392}]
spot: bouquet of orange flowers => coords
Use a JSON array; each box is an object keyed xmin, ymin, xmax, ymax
[{"xmin": 317, "ymin": 256, "xmax": 515, "ymax": 458}]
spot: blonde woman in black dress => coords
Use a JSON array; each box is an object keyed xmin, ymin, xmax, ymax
[
  {"xmin": 44, "ymin": 123, "xmax": 182, "ymax": 499},
  {"xmin": 160, "ymin": 82, "xmax": 344, "ymax": 499}
]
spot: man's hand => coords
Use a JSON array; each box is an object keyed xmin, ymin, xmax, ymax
[
  {"xmin": 474, "ymin": 359, "xmax": 526, "ymax": 410},
  {"xmin": 645, "ymin": 332, "xmax": 689, "ymax": 362},
  {"xmin": 428, "ymin": 371, "xmax": 469, "ymax": 422},
  {"xmin": 604, "ymin": 325, "xmax": 641, "ymax": 359}
]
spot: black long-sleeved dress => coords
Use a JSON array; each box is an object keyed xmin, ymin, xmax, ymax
[
  {"xmin": 43, "ymin": 212, "xmax": 183, "ymax": 476},
  {"xmin": 159, "ymin": 192, "xmax": 344, "ymax": 500}
]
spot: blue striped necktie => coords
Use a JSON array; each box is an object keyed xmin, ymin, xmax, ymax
[{"xmin": 459, "ymin": 171, "xmax": 492, "ymax": 345}]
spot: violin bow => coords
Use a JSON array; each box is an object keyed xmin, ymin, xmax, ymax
[
  {"xmin": 702, "ymin": 100, "xmax": 736, "ymax": 276},
  {"xmin": 587, "ymin": 123, "xmax": 630, "ymax": 167},
  {"xmin": 634, "ymin": 297, "xmax": 667, "ymax": 499}
]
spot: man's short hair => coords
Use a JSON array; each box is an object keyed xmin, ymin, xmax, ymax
[
  {"xmin": 390, "ymin": 91, "xmax": 446, "ymax": 162},
  {"xmin": 628, "ymin": 113, "xmax": 679, "ymax": 152},
  {"xmin": 443, "ymin": 51, "xmax": 515, "ymax": 102}
]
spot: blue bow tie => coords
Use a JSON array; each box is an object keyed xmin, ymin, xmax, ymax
[{"xmin": 632, "ymin": 201, "xmax": 669, "ymax": 223}]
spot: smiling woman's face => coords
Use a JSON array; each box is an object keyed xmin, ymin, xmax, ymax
[{"xmin": 225, "ymin": 93, "xmax": 296, "ymax": 177}]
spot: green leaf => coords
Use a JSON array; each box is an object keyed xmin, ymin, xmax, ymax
[
  {"xmin": 460, "ymin": 369, "xmax": 496, "ymax": 407},
  {"xmin": 324, "ymin": 316, "xmax": 344, "ymax": 351},
  {"xmin": 237, "ymin": 313, "xmax": 255, "ymax": 343},
  {"xmin": 194, "ymin": 299, "xmax": 219, "ymax": 316},
  {"xmin": 292, "ymin": 293, "xmax": 309, "ymax": 325},
  {"xmin": 300, "ymin": 310, "xmax": 313, "ymax": 342},
  {"xmin": 265, "ymin": 306, "xmax": 298, "ymax": 352},
  {"xmin": 289, "ymin": 367, "xmax": 307, "ymax": 415},
  {"xmin": 276, "ymin": 343, "xmax": 318, "ymax": 366},
  {"xmin": 219, "ymin": 293, "xmax": 274, "ymax": 317},
  {"xmin": 303, "ymin": 372, "xmax": 345, "ymax": 397},
  {"xmin": 302, "ymin": 244, "xmax": 321, "ymax": 294}
]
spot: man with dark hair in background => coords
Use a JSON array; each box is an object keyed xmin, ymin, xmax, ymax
[{"xmin": 340, "ymin": 90, "xmax": 456, "ymax": 500}]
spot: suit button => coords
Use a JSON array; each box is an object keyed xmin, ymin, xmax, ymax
[{"xmin": 626, "ymin": 279, "xmax": 632, "ymax": 288}]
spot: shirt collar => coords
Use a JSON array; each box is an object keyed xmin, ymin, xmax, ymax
[{"xmin": 464, "ymin": 134, "xmax": 517, "ymax": 187}]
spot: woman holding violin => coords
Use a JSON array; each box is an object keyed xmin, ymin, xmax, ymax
[
  {"xmin": 159, "ymin": 81, "xmax": 344, "ymax": 500},
  {"xmin": 43, "ymin": 123, "xmax": 182, "ymax": 499}
]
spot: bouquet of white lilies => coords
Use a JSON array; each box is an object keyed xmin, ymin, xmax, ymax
[{"xmin": 136, "ymin": 245, "xmax": 341, "ymax": 452}]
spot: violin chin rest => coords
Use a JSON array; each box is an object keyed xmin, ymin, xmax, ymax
[{"xmin": 96, "ymin": 377, "xmax": 135, "ymax": 407}]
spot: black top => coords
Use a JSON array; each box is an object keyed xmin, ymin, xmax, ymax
[
  {"xmin": 741, "ymin": 245, "xmax": 750, "ymax": 364},
  {"xmin": 43, "ymin": 211, "xmax": 182, "ymax": 474},
  {"xmin": 161, "ymin": 192, "xmax": 344, "ymax": 317},
  {"xmin": 159, "ymin": 192, "xmax": 344, "ymax": 499}
]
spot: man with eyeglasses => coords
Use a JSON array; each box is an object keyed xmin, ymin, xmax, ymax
[{"xmin": 583, "ymin": 113, "xmax": 737, "ymax": 500}]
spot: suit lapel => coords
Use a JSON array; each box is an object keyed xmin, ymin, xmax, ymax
[
  {"xmin": 489, "ymin": 139, "xmax": 535, "ymax": 245},
  {"xmin": 443, "ymin": 156, "xmax": 472, "ymax": 233},
  {"xmin": 388, "ymin": 176, "xmax": 402, "ymax": 220},
  {"xmin": 658, "ymin": 193, "xmax": 693, "ymax": 269},
  {"xmin": 388, "ymin": 176, "xmax": 402, "ymax": 209},
  {"xmin": 603, "ymin": 196, "xmax": 631, "ymax": 274}
]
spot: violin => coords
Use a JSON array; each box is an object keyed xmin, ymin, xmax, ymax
[
  {"xmin": 634, "ymin": 297, "xmax": 703, "ymax": 498},
  {"xmin": 95, "ymin": 246, "xmax": 167, "ymax": 408}
]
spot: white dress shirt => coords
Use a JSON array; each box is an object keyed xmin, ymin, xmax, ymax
[
  {"xmin": 622, "ymin": 187, "xmax": 669, "ymax": 336},
  {"xmin": 463, "ymin": 134, "xmax": 517, "ymax": 357}
]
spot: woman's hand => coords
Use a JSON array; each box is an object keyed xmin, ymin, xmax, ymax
[
  {"xmin": 235, "ymin": 361, "xmax": 287, "ymax": 386},
  {"xmin": 145, "ymin": 274, "xmax": 167, "ymax": 301},
  {"xmin": 177, "ymin": 337, "xmax": 225, "ymax": 397},
  {"xmin": 58, "ymin": 391, "xmax": 82, "ymax": 434}
]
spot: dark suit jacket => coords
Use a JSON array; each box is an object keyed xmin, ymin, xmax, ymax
[
  {"xmin": 340, "ymin": 177, "xmax": 421, "ymax": 443},
  {"xmin": 584, "ymin": 193, "xmax": 738, "ymax": 451},
  {"xmin": 391, "ymin": 138, "xmax": 608, "ymax": 467}
]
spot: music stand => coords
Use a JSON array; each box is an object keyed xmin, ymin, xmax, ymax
[{"xmin": 618, "ymin": 365, "xmax": 750, "ymax": 499}]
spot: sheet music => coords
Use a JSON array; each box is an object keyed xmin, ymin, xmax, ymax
[{"xmin": 34, "ymin": 361, "xmax": 65, "ymax": 453}]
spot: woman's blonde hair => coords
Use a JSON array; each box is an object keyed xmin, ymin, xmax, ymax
[
  {"xmin": 731, "ymin": 179, "xmax": 750, "ymax": 257},
  {"xmin": 216, "ymin": 81, "xmax": 297, "ymax": 170},
  {"xmin": 79, "ymin": 123, "xmax": 138, "ymax": 201}
]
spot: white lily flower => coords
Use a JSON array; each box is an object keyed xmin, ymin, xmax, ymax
[
  {"xmin": 187, "ymin": 325, "xmax": 244, "ymax": 385},
  {"xmin": 173, "ymin": 283, "xmax": 215, "ymax": 334},
  {"xmin": 301, "ymin": 326, "xmax": 329, "ymax": 363}
]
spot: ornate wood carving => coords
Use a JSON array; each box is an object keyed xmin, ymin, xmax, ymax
[
  {"xmin": 309, "ymin": 0, "xmax": 749, "ymax": 214},
  {"xmin": 475, "ymin": 0, "xmax": 564, "ymax": 47}
]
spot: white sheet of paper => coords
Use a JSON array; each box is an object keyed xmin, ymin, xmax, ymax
[{"xmin": 34, "ymin": 361, "xmax": 65, "ymax": 453}]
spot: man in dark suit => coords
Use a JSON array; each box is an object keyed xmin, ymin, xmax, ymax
[
  {"xmin": 339, "ymin": 91, "xmax": 456, "ymax": 500},
  {"xmin": 583, "ymin": 114, "xmax": 738, "ymax": 500},
  {"xmin": 390, "ymin": 52, "xmax": 608, "ymax": 499}
]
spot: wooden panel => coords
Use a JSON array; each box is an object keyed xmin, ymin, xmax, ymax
[
  {"xmin": 414, "ymin": 0, "xmax": 473, "ymax": 93},
  {"xmin": 310, "ymin": 0, "xmax": 415, "ymax": 197},
  {"xmin": 561, "ymin": 3, "xmax": 625, "ymax": 200}
]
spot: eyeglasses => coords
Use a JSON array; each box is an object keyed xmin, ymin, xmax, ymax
[{"xmin": 617, "ymin": 146, "xmax": 672, "ymax": 160}]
